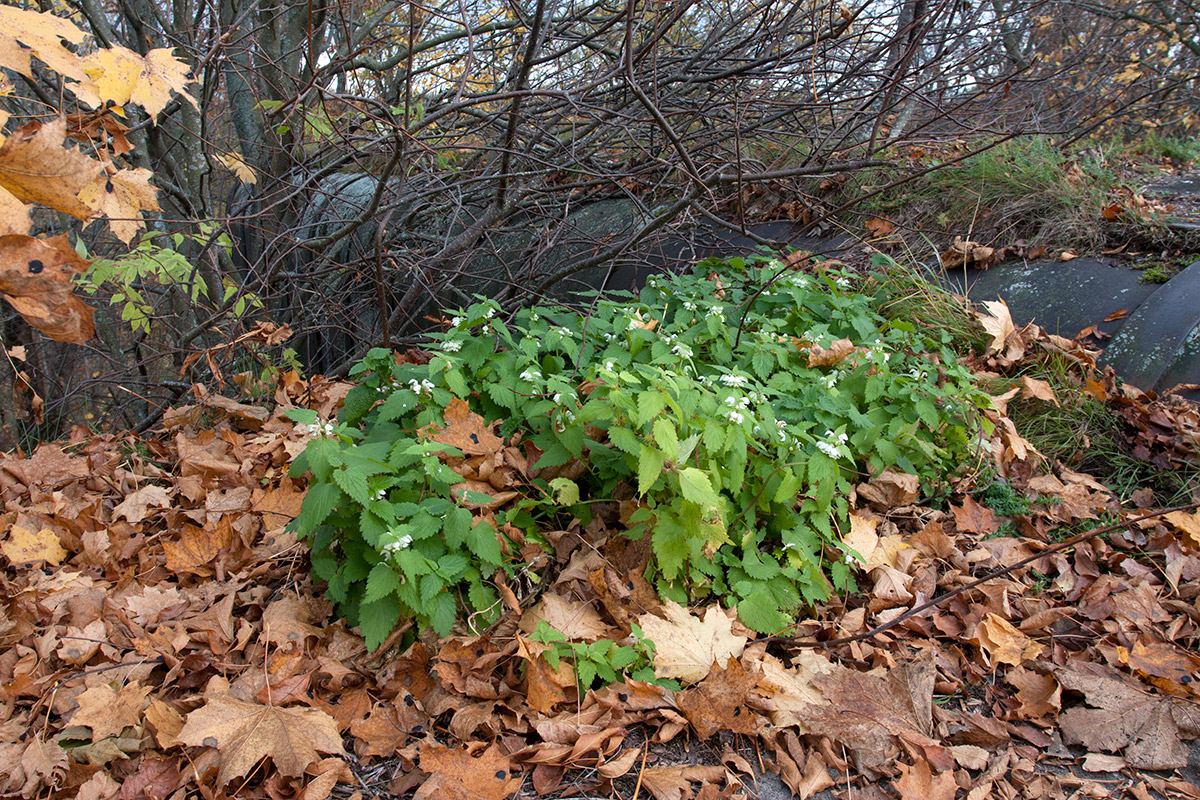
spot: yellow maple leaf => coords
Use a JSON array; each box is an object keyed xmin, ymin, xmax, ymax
[
  {"xmin": 0, "ymin": 6, "xmax": 88, "ymax": 81},
  {"xmin": 1, "ymin": 523, "xmax": 68, "ymax": 566},
  {"xmin": 75, "ymin": 47, "xmax": 198, "ymax": 120},
  {"xmin": 77, "ymin": 167, "xmax": 161, "ymax": 244}
]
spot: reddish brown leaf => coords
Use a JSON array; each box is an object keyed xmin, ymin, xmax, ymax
[
  {"xmin": 0, "ymin": 234, "xmax": 94, "ymax": 342},
  {"xmin": 415, "ymin": 743, "xmax": 521, "ymax": 800}
]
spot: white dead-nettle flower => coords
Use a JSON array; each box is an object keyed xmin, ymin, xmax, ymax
[
  {"xmin": 442, "ymin": 339, "xmax": 462, "ymax": 353},
  {"xmin": 408, "ymin": 378, "xmax": 435, "ymax": 395},
  {"xmin": 816, "ymin": 430, "xmax": 849, "ymax": 459},
  {"xmin": 520, "ymin": 369, "xmax": 541, "ymax": 382},
  {"xmin": 373, "ymin": 489, "xmax": 387, "ymax": 501},
  {"xmin": 720, "ymin": 373, "xmax": 748, "ymax": 387},
  {"xmin": 450, "ymin": 316, "xmax": 464, "ymax": 328},
  {"xmin": 707, "ymin": 305, "xmax": 725, "ymax": 318},
  {"xmin": 725, "ymin": 410, "xmax": 745, "ymax": 424}
]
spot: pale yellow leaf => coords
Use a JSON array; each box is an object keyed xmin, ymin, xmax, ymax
[
  {"xmin": 637, "ymin": 601, "xmax": 746, "ymax": 683},
  {"xmin": 0, "ymin": 6, "xmax": 88, "ymax": 80},
  {"xmin": 0, "ymin": 186, "xmax": 30, "ymax": 236},
  {"xmin": 75, "ymin": 47, "xmax": 198, "ymax": 120},
  {"xmin": 977, "ymin": 299, "xmax": 1015, "ymax": 356},
  {"xmin": 76, "ymin": 167, "xmax": 160, "ymax": 244},
  {"xmin": 211, "ymin": 151, "xmax": 257, "ymax": 184},
  {"xmin": 973, "ymin": 613, "xmax": 1043, "ymax": 667}
]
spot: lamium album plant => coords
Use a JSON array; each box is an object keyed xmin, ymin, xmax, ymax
[{"xmin": 288, "ymin": 254, "xmax": 990, "ymax": 650}]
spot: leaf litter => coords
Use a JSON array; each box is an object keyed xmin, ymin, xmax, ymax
[{"xmin": 0, "ymin": 306, "xmax": 1199, "ymax": 800}]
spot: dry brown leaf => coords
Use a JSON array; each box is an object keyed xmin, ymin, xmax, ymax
[
  {"xmin": 677, "ymin": 657, "xmax": 759, "ymax": 739},
  {"xmin": 1, "ymin": 523, "xmax": 67, "ymax": 566},
  {"xmin": 1020, "ymin": 376, "xmax": 1060, "ymax": 406},
  {"xmin": 0, "ymin": 119, "xmax": 104, "ymax": 220},
  {"xmin": 1056, "ymin": 662, "xmax": 1200, "ymax": 770},
  {"xmin": 941, "ymin": 237, "xmax": 998, "ymax": 269},
  {"xmin": 415, "ymin": 743, "xmax": 521, "ymax": 800},
  {"xmin": 124, "ymin": 584, "xmax": 184, "ymax": 626},
  {"xmin": 261, "ymin": 595, "xmax": 323, "ymax": 647},
  {"xmin": 0, "ymin": 234, "xmax": 95, "ymax": 342},
  {"xmin": 806, "ymin": 337, "xmax": 860, "ymax": 368},
  {"xmin": 1164, "ymin": 510, "xmax": 1200, "ymax": 551},
  {"xmin": 976, "ymin": 299, "xmax": 1019, "ymax": 358},
  {"xmin": 856, "ymin": 469, "xmax": 919, "ymax": 508},
  {"xmin": 972, "ymin": 614, "xmax": 1044, "ymax": 667},
  {"xmin": 518, "ymin": 594, "xmax": 612, "ymax": 642},
  {"xmin": 0, "ymin": 187, "xmax": 31, "ymax": 236},
  {"xmin": 1006, "ymin": 666, "xmax": 1061, "ymax": 719},
  {"xmin": 892, "ymin": 757, "xmax": 957, "ymax": 800},
  {"xmin": 952, "ymin": 495, "xmax": 1000, "ymax": 535},
  {"xmin": 637, "ymin": 601, "xmax": 747, "ymax": 684},
  {"xmin": 164, "ymin": 521, "xmax": 233, "ymax": 574},
  {"xmin": 177, "ymin": 695, "xmax": 345, "ymax": 785},
  {"xmin": 640, "ymin": 765, "xmax": 725, "ymax": 800},
  {"xmin": 865, "ymin": 217, "xmax": 897, "ymax": 236},
  {"xmin": 71, "ymin": 682, "xmax": 153, "ymax": 741},
  {"xmin": 1118, "ymin": 640, "xmax": 1200, "ymax": 697},
  {"xmin": 755, "ymin": 651, "xmax": 835, "ymax": 728},
  {"xmin": 110, "ymin": 483, "xmax": 172, "ymax": 524}
]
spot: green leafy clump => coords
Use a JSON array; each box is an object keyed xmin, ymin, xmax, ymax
[
  {"xmin": 288, "ymin": 254, "xmax": 990, "ymax": 649},
  {"xmin": 978, "ymin": 479, "xmax": 1031, "ymax": 516},
  {"xmin": 531, "ymin": 621, "xmax": 665, "ymax": 691}
]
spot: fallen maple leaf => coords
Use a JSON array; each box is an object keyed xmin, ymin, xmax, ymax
[
  {"xmin": 976, "ymin": 299, "xmax": 1019, "ymax": 358},
  {"xmin": 71, "ymin": 682, "xmax": 152, "ymax": 741},
  {"xmin": 1056, "ymin": 662, "xmax": 1200, "ymax": 770},
  {"xmin": 177, "ymin": 695, "xmax": 345, "ymax": 785},
  {"xmin": 637, "ymin": 601, "xmax": 747, "ymax": 683},
  {"xmin": 415, "ymin": 743, "xmax": 521, "ymax": 800},
  {"xmin": 110, "ymin": 483, "xmax": 172, "ymax": 524},
  {"xmin": 640, "ymin": 765, "xmax": 725, "ymax": 800},
  {"xmin": 1, "ymin": 523, "xmax": 67, "ymax": 566},
  {"xmin": 972, "ymin": 613, "xmax": 1044, "ymax": 667},
  {"xmin": 892, "ymin": 756, "xmax": 956, "ymax": 800},
  {"xmin": 519, "ymin": 594, "xmax": 612, "ymax": 642},
  {"xmin": 677, "ymin": 657, "xmax": 759, "ymax": 739},
  {"xmin": 865, "ymin": 217, "xmax": 897, "ymax": 236}
]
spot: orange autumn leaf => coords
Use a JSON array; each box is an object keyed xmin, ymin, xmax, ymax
[
  {"xmin": 423, "ymin": 398, "xmax": 504, "ymax": 456},
  {"xmin": 0, "ymin": 234, "xmax": 95, "ymax": 342}
]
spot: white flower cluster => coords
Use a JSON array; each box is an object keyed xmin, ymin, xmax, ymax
[
  {"xmin": 377, "ymin": 378, "xmax": 402, "ymax": 395},
  {"xmin": 552, "ymin": 326, "xmax": 573, "ymax": 337},
  {"xmin": 306, "ymin": 420, "xmax": 336, "ymax": 437},
  {"xmin": 815, "ymin": 430, "xmax": 849, "ymax": 459},
  {"xmin": 707, "ymin": 305, "xmax": 725, "ymax": 320},
  {"xmin": 725, "ymin": 410, "xmax": 744, "ymax": 424},
  {"xmin": 682, "ymin": 300, "xmax": 697, "ymax": 311},
  {"xmin": 373, "ymin": 489, "xmax": 388, "ymax": 501},
  {"xmin": 724, "ymin": 395, "xmax": 752, "ymax": 410},
  {"xmin": 450, "ymin": 316, "xmax": 464, "ymax": 328},
  {"xmin": 720, "ymin": 373, "xmax": 748, "ymax": 388},
  {"xmin": 380, "ymin": 531, "xmax": 413, "ymax": 556},
  {"xmin": 442, "ymin": 339, "xmax": 463, "ymax": 353},
  {"xmin": 835, "ymin": 276, "xmax": 852, "ymax": 289},
  {"xmin": 520, "ymin": 368, "xmax": 542, "ymax": 382},
  {"xmin": 820, "ymin": 373, "xmax": 838, "ymax": 389},
  {"xmin": 409, "ymin": 378, "xmax": 435, "ymax": 395},
  {"xmin": 671, "ymin": 342, "xmax": 692, "ymax": 358}
]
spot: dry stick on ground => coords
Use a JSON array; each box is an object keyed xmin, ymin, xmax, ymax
[{"xmin": 784, "ymin": 502, "xmax": 1200, "ymax": 650}]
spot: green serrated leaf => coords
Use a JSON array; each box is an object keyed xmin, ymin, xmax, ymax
[
  {"xmin": 291, "ymin": 483, "xmax": 342, "ymax": 534},
  {"xmin": 677, "ymin": 467, "xmax": 720, "ymax": 509},
  {"xmin": 364, "ymin": 563, "xmax": 402, "ymax": 603},
  {"xmin": 358, "ymin": 594, "xmax": 403, "ymax": 651},
  {"xmin": 333, "ymin": 468, "xmax": 370, "ymax": 505},
  {"xmin": 429, "ymin": 591, "xmax": 457, "ymax": 636},
  {"xmin": 419, "ymin": 573, "xmax": 443, "ymax": 604},
  {"xmin": 377, "ymin": 390, "xmax": 419, "ymax": 422},
  {"xmin": 549, "ymin": 477, "xmax": 580, "ymax": 506},
  {"xmin": 736, "ymin": 590, "xmax": 789, "ymax": 635},
  {"xmin": 467, "ymin": 520, "xmax": 502, "ymax": 565},
  {"xmin": 653, "ymin": 418, "xmax": 679, "ymax": 461},
  {"xmin": 608, "ymin": 426, "xmax": 640, "ymax": 456},
  {"xmin": 637, "ymin": 391, "xmax": 665, "ymax": 426},
  {"xmin": 637, "ymin": 445, "xmax": 664, "ymax": 495}
]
